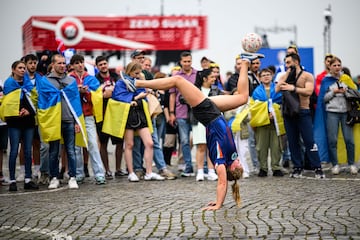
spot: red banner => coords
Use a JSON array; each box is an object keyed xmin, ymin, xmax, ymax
[{"xmin": 22, "ymin": 16, "xmax": 207, "ymax": 54}]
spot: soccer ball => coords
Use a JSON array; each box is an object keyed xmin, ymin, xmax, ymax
[{"xmin": 241, "ymin": 33, "xmax": 263, "ymax": 53}]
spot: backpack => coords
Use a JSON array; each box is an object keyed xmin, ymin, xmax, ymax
[{"xmin": 345, "ymin": 88, "xmax": 360, "ymax": 126}]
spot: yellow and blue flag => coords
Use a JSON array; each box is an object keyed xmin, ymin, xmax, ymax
[
  {"xmin": 37, "ymin": 76, "xmax": 87, "ymax": 147},
  {"xmin": 0, "ymin": 76, "xmax": 36, "ymax": 121}
]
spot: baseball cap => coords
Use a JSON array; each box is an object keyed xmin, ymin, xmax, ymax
[{"xmin": 131, "ymin": 49, "xmax": 145, "ymax": 58}]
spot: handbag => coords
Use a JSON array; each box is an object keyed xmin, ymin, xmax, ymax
[
  {"xmin": 345, "ymin": 88, "xmax": 360, "ymax": 126},
  {"xmin": 147, "ymin": 94, "xmax": 163, "ymax": 118}
]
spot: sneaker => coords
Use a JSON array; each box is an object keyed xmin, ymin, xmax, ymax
[
  {"xmin": 196, "ymin": 171, "xmax": 204, "ymax": 181},
  {"xmin": 68, "ymin": 177, "xmax": 79, "ymax": 189},
  {"xmin": 105, "ymin": 171, "xmax": 113, "ymax": 180},
  {"xmin": 258, "ymin": 169, "xmax": 268, "ymax": 177},
  {"xmin": 206, "ymin": 171, "xmax": 218, "ymax": 181},
  {"xmin": 144, "ymin": 172, "xmax": 165, "ymax": 181},
  {"xmin": 331, "ymin": 165, "xmax": 340, "ymax": 175},
  {"xmin": 349, "ymin": 165, "xmax": 358, "ymax": 175},
  {"xmin": 181, "ymin": 171, "xmax": 195, "ymax": 177},
  {"xmin": 95, "ymin": 176, "xmax": 106, "ymax": 185},
  {"xmin": 314, "ymin": 168, "xmax": 325, "ymax": 179},
  {"xmin": 24, "ymin": 180, "xmax": 39, "ymax": 190},
  {"xmin": 128, "ymin": 172, "xmax": 139, "ymax": 182},
  {"xmin": 0, "ymin": 176, "xmax": 10, "ymax": 186},
  {"xmin": 76, "ymin": 176, "xmax": 85, "ymax": 184},
  {"xmin": 240, "ymin": 52, "xmax": 265, "ymax": 61},
  {"xmin": 9, "ymin": 182, "xmax": 17, "ymax": 192},
  {"xmin": 273, "ymin": 170, "xmax": 284, "ymax": 177},
  {"xmin": 120, "ymin": 71, "xmax": 137, "ymax": 92},
  {"xmin": 115, "ymin": 169, "xmax": 128, "ymax": 177},
  {"xmin": 159, "ymin": 168, "xmax": 177, "ymax": 180},
  {"xmin": 290, "ymin": 168, "xmax": 302, "ymax": 178},
  {"xmin": 38, "ymin": 172, "xmax": 49, "ymax": 185},
  {"xmin": 48, "ymin": 177, "xmax": 60, "ymax": 189},
  {"xmin": 242, "ymin": 172, "xmax": 250, "ymax": 179},
  {"xmin": 16, "ymin": 172, "xmax": 25, "ymax": 182}
]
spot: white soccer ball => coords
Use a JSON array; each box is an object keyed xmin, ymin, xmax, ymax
[{"xmin": 241, "ymin": 33, "xmax": 263, "ymax": 53}]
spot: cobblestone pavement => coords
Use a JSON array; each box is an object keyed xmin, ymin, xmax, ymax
[{"xmin": 0, "ymin": 166, "xmax": 359, "ymax": 240}]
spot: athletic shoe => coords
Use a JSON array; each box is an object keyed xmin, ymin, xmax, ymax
[
  {"xmin": 240, "ymin": 52, "xmax": 265, "ymax": 61},
  {"xmin": 144, "ymin": 172, "xmax": 165, "ymax": 181},
  {"xmin": 128, "ymin": 172, "xmax": 139, "ymax": 182},
  {"xmin": 76, "ymin": 176, "xmax": 85, "ymax": 184},
  {"xmin": 206, "ymin": 171, "xmax": 218, "ymax": 181},
  {"xmin": 181, "ymin": 171, "xmax": 195, "ymax": 177},
  {"xmin": 258, "ymin": 169, "xmax": 268, "ymax": 177},
  {"xmin": 159, "ymin": 168, "xmax": 176, "ymax": 180},
  {"xmin": 68, "ymin": 177, "xmax": 79, "ymax": 189},
  {"xmin": 115, "ymin": 169, "xmax": 128, "ymax": 177},
  {"xmin": 331, "ymin": 165, "xmax": 340, "ymax": 175},
  {"xmin": 38, "ymin": 172, "xmax": 50, "ymax": 185},
  {"xmin": 24, "ymin": 180, "xmax": 39, "ymax": 190},
  {"xmin": 120, "ymin": 71, "xmax": 137, "ymax": 92},
  {"xmin": 9, "ymin": 182, "xmax": 17, "ymax": 192},
  {"xmin": 196, "ymin": 171, "xmax": 204, "ymax": 181},
  {"xmin": 242, "ymin": 172, "xmax": 250, "ymax": 179},
  {"xmin": 272, "ymin": 170, "xmax": 284, "ymax": 177},
  {"xmin": 95, "ymin": 176, "xmax": 106, "ymax": 185},
  {"xmin": 48, "ymin": 177, "xmax": 60, "ymax": 189},
  {"xmin": 314, "ymin": 168, "xmax": 325, "ymax": 179},
  {"xmin": 290, "ymin": 168, "xmax": 302, "ymax": 178},
  {"xmin": 105, "ymin": 171, "xmax": 113, "ymax": 180},
  {"xmin": 350, "ymin": 165, "xmax": 358, "ymax": 175}
]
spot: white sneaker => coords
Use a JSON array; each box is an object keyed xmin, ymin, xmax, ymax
[
  {"xmin": 242, "ymin": 172, "xmax": 250, "ymax": 179},
  {"xmin": 68, "ymin": 177, "xmax": 79, "ymax": 189},
  {"xmin": 48, "ymin": 177, "xmax": 60, "ymax": 189},
  {"xmin": 196, "ymin": 172, "xmax": 204, "ymax": 181},
  {"xmin": 331, "ymin": 165, "xmax": 340, "ymax": 175},
  {"xmin": 144, "ymin": 172, "xmax": 165, "ymax": 181},
  {"xmin": 16, "ymin": 172, "xmax": 25, "ymax": 182},
  {"xmin": 128, "ymin": 172, "xmax": 139, "ymax": 182},
  {"xmin": 206, "ymin": 171, "xmax": 218, "ymax": 181},
  {"xmin": 350, "ymin": 165, "xmax": 358, "ymax": 175}
]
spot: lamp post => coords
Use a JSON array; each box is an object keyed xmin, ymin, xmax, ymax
[{"xmin": 323, "ymin": 5, "xmax": 332, "ymax": 55}]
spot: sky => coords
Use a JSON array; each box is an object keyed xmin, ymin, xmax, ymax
[{"xmin": 0, "ymin": 0, "xmax": 359, "ymax": 81}]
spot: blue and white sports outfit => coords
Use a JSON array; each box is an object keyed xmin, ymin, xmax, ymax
[{"xmin": 192, "ymin": 98, "xmax": 238, "ymax": 167}]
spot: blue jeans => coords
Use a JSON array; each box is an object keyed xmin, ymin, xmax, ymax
[
  {"xmin": 326, "ymin": 112, "xmax": 355, "ymax": 166},
  {"xmin": 133, "ymin": 118, "xmax": 167, "ymax": 171},
  {"xmin": 284, "ymin": 109, "xmax": 321, "ymax": 170},
  {"xmin": 8, "ymin": 127, "xmax": 34, "ymax": 181},
  {"xmin": 76, "ymin": 116, "xmax": 105, "ymax": 178},
  {"xmin": 49, "ymin": 122, "xmax": 77, "ymax": 178},
  {"xmin": 39, "ymin": 142, "xmax": 49, "ymax": 173},
  {"xmin": 177, "ymin": 118, "xmax": 193, "ymax": 173}
]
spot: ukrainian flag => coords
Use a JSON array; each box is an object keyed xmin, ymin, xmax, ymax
[
  {"xmin": 83, "ymin": 75, "xmax": 103, "ymax": 123},
  {"xmin": 0, "ymin": 76, "xmax": 36, "ymax": 121},
  {"xmin": 37, "ymin": 76, "xmax": 87, "ymax": 147}
]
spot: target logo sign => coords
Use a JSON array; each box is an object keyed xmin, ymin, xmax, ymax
[{"xmin": 55, "ymin": 17, "xmax": 84, "ymax": 46}]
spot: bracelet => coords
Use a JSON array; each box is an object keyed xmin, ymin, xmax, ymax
[
  {"xmin": 170, "ymin": 111, "xmax": 175, "ymax": 114},
  {"xmin": 293, "ymin": 86, "xmax": 297, "ymax": 92}
]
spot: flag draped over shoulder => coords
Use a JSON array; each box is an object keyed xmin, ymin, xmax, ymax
[
  {"xmin": 249, "ymin": 83, "xmax": 285, "ymax": 136},
  {"xmin": 314, "ymin": 74, "xmax": 360, "ymax": 164},
  {"xmin": 83, "ymin": 75, "xmax": 103, "ymax": 123},
  {"xmin": 37, "ymin": 76, "xmax": 87, "ymax": 147},
  {"xmin": 102, "ymin": 99, "xmax": 153, "ymax": 139},
  {"xmin": 0, "ymin": 76, "xmax": 36, "ymax": 121}
]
